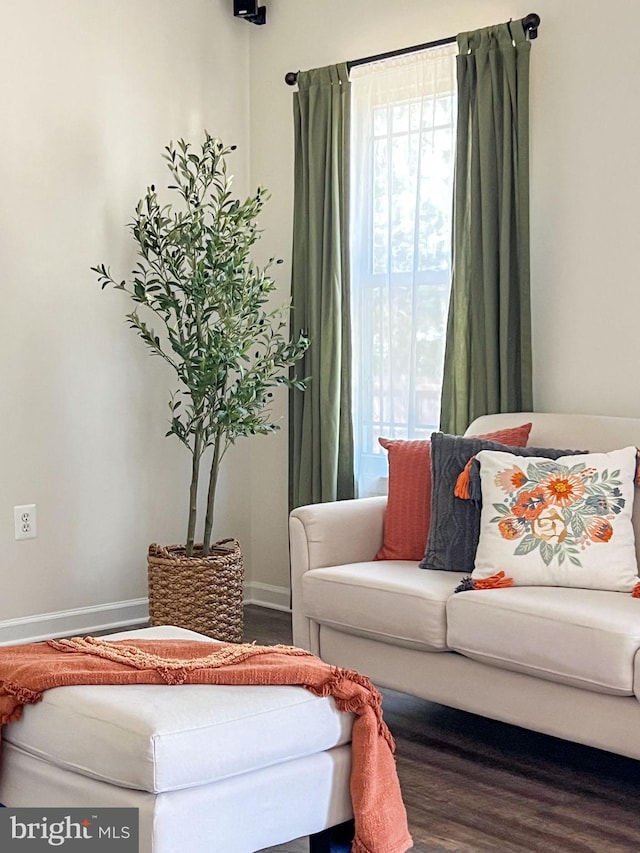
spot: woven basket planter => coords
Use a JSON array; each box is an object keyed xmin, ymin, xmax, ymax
[{"xmin": 147, "ymin": 539, "xmax": 244, "ymax": 642}]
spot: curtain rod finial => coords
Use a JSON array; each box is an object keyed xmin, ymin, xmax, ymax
[
  {"xmin": 285, "ymin": 71, "xmax": 298, "ymax": 86},
  {"xmin": 523, "ymin": 12, "xmax": 540, "ymax": 39}
]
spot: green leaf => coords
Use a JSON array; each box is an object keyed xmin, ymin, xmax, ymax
[
  {"xmin": 540, "ymin": 542, "xmax": 554, "ymax": 566},
  {"xmin": 570, "ymin": 513, "xmax": 585, "ymax": 538},
  {"xmin": 492, "ymin": 503, "xmax": 512, "ymax": 516},
  {"xmin": 515, "ymin": 535, "xmax": 539, "ymax": 556}
]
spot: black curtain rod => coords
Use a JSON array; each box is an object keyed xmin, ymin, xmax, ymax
[{"xmin": 284, "ymin": 12, "xmax": 540, "ymax": 86}]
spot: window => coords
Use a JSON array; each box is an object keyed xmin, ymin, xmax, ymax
[{"xmin": 350, "ymin": 46, "xmax": 457, "ymax": 496}]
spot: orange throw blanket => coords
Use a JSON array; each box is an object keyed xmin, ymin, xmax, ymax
[{"xmin": 0, "ymin": 637, "xmax": 413, "ymax": 853}]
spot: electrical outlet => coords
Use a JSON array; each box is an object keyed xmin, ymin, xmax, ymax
[{"xmin": 14, "ymin": 504, "xmax": 37, "ymax": 540}]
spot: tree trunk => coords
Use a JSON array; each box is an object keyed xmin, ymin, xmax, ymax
[
  {"xmin": 186, "ymin": 432, "xmax": 203, "ymax": 556},
  {"xmin": 202, "ymin": 432, "xmax": 222, "ymax": 556}
]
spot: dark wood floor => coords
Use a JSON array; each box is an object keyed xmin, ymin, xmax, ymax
[{"xmin": 244, "ymin": 605, "xmax": 640, "ymax": 853}]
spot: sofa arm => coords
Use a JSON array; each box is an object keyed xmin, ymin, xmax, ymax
[{"xmin": 289, "ymin": 496, "xmax": 387, "ymax": 650}]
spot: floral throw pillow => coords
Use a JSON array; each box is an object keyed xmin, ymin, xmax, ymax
[{"xmin": 472, "ymin": 446, "xmax": 639, "ymax": 592}]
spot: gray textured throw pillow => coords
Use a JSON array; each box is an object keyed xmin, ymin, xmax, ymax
[{"xmin": 419, "ymin": 433, "xmax": 585, "ymax": 573}]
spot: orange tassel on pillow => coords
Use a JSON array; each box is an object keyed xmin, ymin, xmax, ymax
[
  {"xmin": 473, "ymin": 571, "xmax": 514, "ymax": 590},
  {"xmin": 632, "ymin": 581, "xmax": 640, "ymax": 598},
  {"xmin": 454, "ymin": 571, "xmax": 514, "ymax": 593},
  {"xmin": 454, "ymin": 456, "xmax": 476, "ymax": 499}
]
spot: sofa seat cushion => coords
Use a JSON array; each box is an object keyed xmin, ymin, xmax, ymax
[
  {"xmin": 3, "ymin": 626, "xmax": 354, "ymax": 793},
  {"xmin": 447, "ymin": 587, "xmax": 640, "ymax": 695},
  {"xmin": 302, "ymin": 563, "xmax": 466, "ymax": 651}
]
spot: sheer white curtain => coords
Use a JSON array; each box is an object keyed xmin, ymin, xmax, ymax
[{"xmin": 350, "ymin": 46, "xmax": 457, "ymax": 497}]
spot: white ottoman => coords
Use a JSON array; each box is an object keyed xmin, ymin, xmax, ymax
[{"xmin": 0, "ymin": 627, "xmax": 355, "ymax": 852}]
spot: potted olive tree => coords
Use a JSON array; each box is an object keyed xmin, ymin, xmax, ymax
[{"xmin": 93, "ymin": 132, "xmax": 308, "ymax": 641}]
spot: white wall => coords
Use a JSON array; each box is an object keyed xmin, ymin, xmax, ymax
[
  {"xmin": 246, "ymin": 0, "xmax": 640, "ymax": 592},
  {"xmin": 3, "ymin": 0, "xmax": 640, "ymax": 632},
  {"xmin": 0, "ymin": 0, "xmax": 253, "ymax": 637}
]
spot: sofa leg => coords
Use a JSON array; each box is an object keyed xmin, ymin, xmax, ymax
[{"xmin": 309, "ymin": 820, "xmax": 354, "ymax": 852}]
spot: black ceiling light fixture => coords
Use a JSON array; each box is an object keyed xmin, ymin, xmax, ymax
[{"xmin": 233, "ymin": 0, "xmax": 266, "ymax": 25}]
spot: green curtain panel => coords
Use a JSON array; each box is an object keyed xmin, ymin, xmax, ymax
[
  {"xmin": 440, "ymin": 20, "xmax": 533, "ymax": 435},
  {"xmin": 289, "ymin": 63, "xmax": 355, "ymax": 508}
]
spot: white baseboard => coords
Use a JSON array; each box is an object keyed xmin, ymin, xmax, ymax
[
  {"xmin": 0, "ymin": 599, "xmax": 149, "ymax": 646},
  {"xmin": 0, "ymin": 586, "xmax": 290, "ymax": 645},
  {"xmin": 243, "ymin": 582, "xmax": 291, "ymax": 612}
]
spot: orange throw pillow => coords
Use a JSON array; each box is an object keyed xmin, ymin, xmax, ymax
[{"xmin": 375, "ymin": 423, "xmax": 533, "ymax": 561}]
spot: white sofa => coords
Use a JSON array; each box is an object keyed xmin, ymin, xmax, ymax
[{"xmin": 289, "ymin": 412, "xmax": 640, "ymax": 760}]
